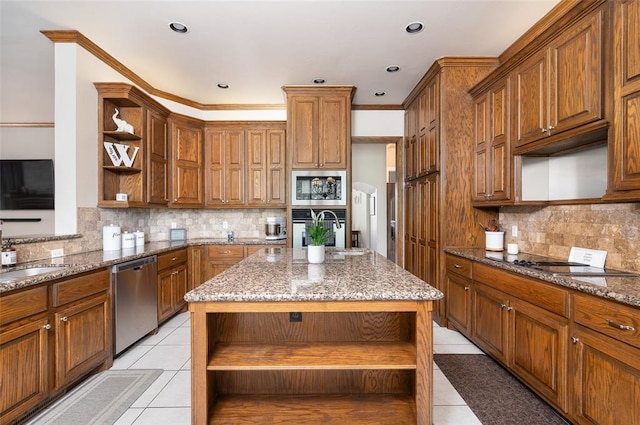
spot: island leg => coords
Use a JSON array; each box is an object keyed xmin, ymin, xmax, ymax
[
  {"xmin": 190, "ymin": 303, "xmax": 209, "ymax": 425},
  {"xmin": 415, "ymin": 300, "xmax": 433, "ymax": 425}
]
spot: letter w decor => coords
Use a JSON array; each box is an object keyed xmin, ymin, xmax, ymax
[{"xmin": 104, "ymin": 142, "xmax": 139, "ymax": 167}]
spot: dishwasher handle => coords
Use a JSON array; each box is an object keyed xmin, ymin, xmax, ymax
[{"xmin": 112, "ymin": 255, "xmax": 157, "ymax": 273}]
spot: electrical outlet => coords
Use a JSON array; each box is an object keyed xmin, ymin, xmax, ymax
[
  {"xmin": 171, "ymin": 222, "xmax": 177, "ymax": 229},
  {"xmin": 512, "ymin": 225, "xmax": 518, "ymax": 238},
  {"xmin": 51, "ymin": 248, "xmax": 64, "ymax": 258},
  {"xmin": 289, "ymin": 312, "xmax": 302, "ymax": 322},
  {"xmin": 223, "ymin": 221, "xmax": 228, "ymax": 229}
]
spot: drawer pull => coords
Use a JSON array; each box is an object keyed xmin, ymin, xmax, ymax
[
  {"xmin": 172, "ymin": 257, "xmax": 178, "ymax": 261},
  {"xmin": 453, "ymin": 264, "xmax": 461, "ymax": 269},
  {"xmin": 606, "ymin": 319, "xmax": 635, "ymax": 331}
]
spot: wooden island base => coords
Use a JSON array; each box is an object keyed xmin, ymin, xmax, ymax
[{"xmin": 190, "ymin": 300, "xmax": 434, "ymax": 425}]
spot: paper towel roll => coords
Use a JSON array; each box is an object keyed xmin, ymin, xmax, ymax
[{"xmin": 103, "ymin": 224, "xmax": 121, "ymax": 251}]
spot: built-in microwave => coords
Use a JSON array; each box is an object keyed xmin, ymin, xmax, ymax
[{"xmin": 291, "ymin": 170, "xmax": 347, "ymax": 206}]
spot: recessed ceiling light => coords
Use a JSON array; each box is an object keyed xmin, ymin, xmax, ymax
[
  {"xmin": 313, "ymin": 78, "xmax": 326, "ymax": 84},
  {"xmin": 405, "ymin": 21, "xmax": 424, "ymax": 34},
  {"xmin": 217, "ymin": 83, "xmax": 229, "ymax": 89},
  {"xmin": 386, "ymin": 65, "xmax": 400, "ymax": 73},
  {"xmin": 169, "ymin": 22, "xmax": 189, "ymax": 34},
  {"xmin": 374, "ymin": 91, "xmax": 386, "ymax": 97}
]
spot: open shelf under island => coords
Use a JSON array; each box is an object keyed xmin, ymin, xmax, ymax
[{"xmin": 185, "ymin": 247, "xmax": 443, "ymax": 425}]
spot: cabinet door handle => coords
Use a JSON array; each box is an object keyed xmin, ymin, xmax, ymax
[
  {"xmin": 507, "ymin": 306, "xmax": 513, "ymax": 311},
  {"xmin": 500, "ymin": 303, "xmax": 507, "ymax": 309},
  {"xmin": 464, "ymin": 286, "xmax": 470, "ymax": 291},
  {"xmin": 43, "ymin": 323, "xmax": 52, "ymax": 330},
  {"xmin": 540, "ymin": 127, "xmax": 547, "ymax": 133},
  {"xmin": 61, "ymin": 316, "xmax": 68, "ymax": 322},
  {"xmin": 571, "ymin": 337, "xmax": 579, "ymax": 344},
  {"xmin": 606, "ymin": 319, "xmax": 635, "ymax": 331}
]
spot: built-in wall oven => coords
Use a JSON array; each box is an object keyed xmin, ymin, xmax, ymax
[{"xmin": 291, "ymin": 208, "xmax": 346, "ymax": 248}]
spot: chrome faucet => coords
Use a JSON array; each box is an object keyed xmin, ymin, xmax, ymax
[{"xmin": 311, "ymin": 209, "xmax": 343, "ymax": 229}]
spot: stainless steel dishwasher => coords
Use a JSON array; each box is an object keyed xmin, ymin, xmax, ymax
[{"xmin": 112, "ymin": 255, "xmax": 158, "ymax": 355}]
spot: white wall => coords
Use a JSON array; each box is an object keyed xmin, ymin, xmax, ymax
[
  {"xmin": 39, "ymin": 41, "xmax": 406, "ymax": 236},
  {"xmin": 352, "ymin": 144, "xmax": 388, "ymax": 256}
]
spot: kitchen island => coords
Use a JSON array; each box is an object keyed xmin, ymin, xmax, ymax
[{"xmin": 185, "ymin": 248, "xmax": 443, "ymax": 425}]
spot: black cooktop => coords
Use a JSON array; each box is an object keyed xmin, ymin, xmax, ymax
[{"xmin": 484, "ymin": 252, "xmax": 639, "ymax": 277}]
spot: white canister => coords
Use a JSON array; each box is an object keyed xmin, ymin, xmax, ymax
[
  {"xmin": 485, "ymin": 231, "xmax": 505, "ymax": 251},
  {"xmin": 122, "ymin": 231, "xmax": 136, "ymax": 249},
  {"xmin": 103, "ymin": 224, "xmax": 121, "ymax": 251},
  {"xmin": 134, "ymin": 230, "xmax": 145, "ymax": 247}
]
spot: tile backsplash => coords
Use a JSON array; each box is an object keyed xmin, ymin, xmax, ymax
[
  {"xmin": 15, "ymin": 207, "xmax": 287, "ymax": 263},
  {"xmin": 500, "ymin": 203, "xmax": 640, "ymax": 273},
  {"xmin": 14, "ymin": 203, "xmax": 640, "ymax": 274}
]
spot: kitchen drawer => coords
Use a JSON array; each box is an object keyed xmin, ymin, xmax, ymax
[
  {"xmin": 573, "ymin": 293, "xmax": 640, "ymax": 349},
  {"xmin": 0, "ymin": 286, "xmax": 48, "ymax": 326},
  {"xmin": 208, "ymin": 245, "xmax": 245, "ymax": 261},
  {"xmin": 158, "ymin": 248, "xmax": 188, "ymax": 271},
  {"xmin": 52, "ymin": 269, "xmax": 110, "ymax": 307},
  {"xmin": 245, "ymin": 245, "xmax": 273, "ymax": 256},
  {"xmin": 446, "ymin": 255, "xmax": 472, "ymax": 278},
  {"xmin": 474, "ymin": 262, "xmax": 569, "ymax": 317}
]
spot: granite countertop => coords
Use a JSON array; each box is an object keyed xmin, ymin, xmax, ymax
[
  {"xmin": 0, "ymin": 238, "xmax": 285, "ymax": 294},
  {"xmin": 445, "ymin": 248, "xmax": 640, "ymax": 308},
  {"xmin": 185, "ymin": 248, "xmax": 444, "ymax": 303}
]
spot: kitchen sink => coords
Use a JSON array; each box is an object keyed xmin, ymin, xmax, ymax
[
  {"xmin": 0, "ymin": 266, "xmax": 68, "ymax": 283},
  {"xmin": 331, "ymin": 249, "xmax": 367, "ymax": 256}
]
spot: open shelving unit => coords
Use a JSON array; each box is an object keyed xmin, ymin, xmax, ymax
[
  {"xmin": 96, "ymin": 84, "xmax": 145, "ymax": 207},
  {"xmin": 190, "ymin": 300, "xmax": 434, "ymax": 424}
]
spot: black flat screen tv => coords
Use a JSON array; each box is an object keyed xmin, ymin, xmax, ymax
[{"xmin": 0, "ymin": 159, "xmax": 55, "ymax": 210}]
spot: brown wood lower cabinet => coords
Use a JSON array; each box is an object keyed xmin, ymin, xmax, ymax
[
  {"xmin": 445, "ymin": 254, "xmax": 639, "ymax": 424},
  {"xmin": 157, "ymin": 248, "xmax": 188, "ymax": 323},
  {"xmin": 0, "ymin": 269, "xmax": 112, "ymax": 424},
  {"xmin": 202, "ymin": 245, "xmax": 273, "ymax": 282},
  {"xmin": 570, "ymin": 292, "xmax": 640, "ymax": 425},
  {"xmin": 0, "ymin": 315, "xmax": 50, "ymax": 423},
  {"xmin": 54, "ymin": 292, "xmax": 111, "ymax": 389},
  {"xmin": 472, "ymin": 276, "xmax": 569, "ymax": 412}
]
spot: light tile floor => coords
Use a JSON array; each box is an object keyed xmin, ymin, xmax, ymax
[{"xmin": 31, "ymin": 312, "xmax": 485, "ymax": 425}]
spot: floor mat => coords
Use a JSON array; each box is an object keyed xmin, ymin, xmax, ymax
[
  {"xmin": 28, "ymin": 369, "xmax": 162, "ymax": 425},
  {"xmin": 434, "ymin": 354, "xmax": 569, "ymax": 425}
]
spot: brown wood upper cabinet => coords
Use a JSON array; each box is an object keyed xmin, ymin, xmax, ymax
[
  {"xmin": 473, "ymin": 77, "xmax": 511, "ymax": 205},
  {"xmin": 283, "ymin": 86, "xmax": 354, "ymax": 170},
  {"xmin": 205, "ymin": 127, "xmax": 245, "ymax": 207},
  {"xmin": 170, "ymin": 115, "xmax": 204, "ymax": 207},
  {"xmin": 95, "ymin": 83, "xmax": 171, "ymax": 208},
  {"xmin": 246, "ymin": 127, "xmax": 286, "ymax": 206},
  {"xmin": 512, "ymin": 5, "xmax": 606, "ymax": 153},
  {"xmin": 607, "ymin": 0, "xmax": 640, "ymax": 200},
  {"xmin": 204, "ymin": 122, "xmax": 286, "ymax": 208}
]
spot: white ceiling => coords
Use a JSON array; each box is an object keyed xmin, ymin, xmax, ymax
[{"xmin": 1, "ymin": 0, "xmax": 560, "ymax": 111}]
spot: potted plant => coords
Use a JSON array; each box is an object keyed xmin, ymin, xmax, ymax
[{"xmin": 306, "ymin": 209, "xmax": 331, "ymax": 263}]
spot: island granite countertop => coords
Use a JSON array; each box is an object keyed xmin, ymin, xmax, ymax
[
  {"xmin": 185, "ymin": 247, "xmax": 444, "ymax": 303},
  {"xmin": 445, "ymin": 248, "xmax": 640, "ymax": 308}
]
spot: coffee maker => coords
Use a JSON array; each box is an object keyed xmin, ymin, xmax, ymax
[{"xmin": 265, "ymin": 217, "xmax": 286, "ymax": 240}]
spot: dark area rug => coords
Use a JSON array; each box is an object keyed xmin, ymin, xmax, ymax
[{"xmin": 434, "ymin": 354, "xmax": 569, "ymax": 425}]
